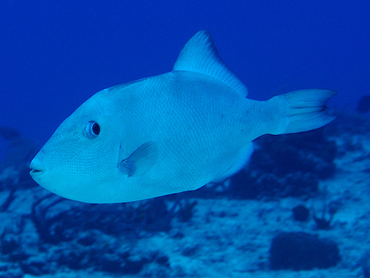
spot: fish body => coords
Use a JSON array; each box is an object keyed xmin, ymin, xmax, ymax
[{"xmin": 30, "ymin": 30, "xmax": 335, "ymax": 203}]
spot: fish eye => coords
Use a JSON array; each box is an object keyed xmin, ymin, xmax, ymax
[{"xmin": 84, "ymin": 121, "xmax": 100, "ymax": 139}]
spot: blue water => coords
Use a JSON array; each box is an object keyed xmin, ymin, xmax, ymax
[
  {"xmin": 1, "ymin": 0, "xmax": 369, "ymax": 145},
  {"xmin": 1, "ymin": 1, "xmax": 370, "ymax": 277}
]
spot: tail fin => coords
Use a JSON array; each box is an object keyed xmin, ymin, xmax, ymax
[{"xmin": 277, "ymin": 89, "xmax": 336, "ymax": 134}]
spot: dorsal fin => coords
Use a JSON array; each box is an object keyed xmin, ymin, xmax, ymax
[{"xmin": 173, "ymin": 30, "xmax": 248, "ymax": 97}]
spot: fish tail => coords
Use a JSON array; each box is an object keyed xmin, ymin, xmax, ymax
[{"xmin": 272, "ymin": 89, "xmax": 337, "ymax": 134}]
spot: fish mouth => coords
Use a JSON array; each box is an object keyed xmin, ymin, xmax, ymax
[
  {"xmin": 29, "ymin": 160, "xmax": 45, "ymax": 177},
  {"xmin": 30, "ymin": 168, "xmax": 45, "ymax": 176}
]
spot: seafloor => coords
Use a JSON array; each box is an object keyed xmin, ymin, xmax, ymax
[{"xmin": 0, "ymin": 111, "xmax": 369, "ymax": 278}]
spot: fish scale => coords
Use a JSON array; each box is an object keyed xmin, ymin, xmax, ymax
[{"xmin": 29, "ymin": 30, "xmax": 336, "ymax": 203}]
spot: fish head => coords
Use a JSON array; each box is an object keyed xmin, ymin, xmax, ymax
[{"xmin": 29, "ymin": 89, "xmax": 124, "ymax": 203}]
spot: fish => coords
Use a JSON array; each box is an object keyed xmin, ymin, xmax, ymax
[{"xmin": 29, "ymin": 30, "xmax": 336, "ymax": 203}]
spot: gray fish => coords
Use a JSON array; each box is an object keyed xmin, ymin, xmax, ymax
[{"xmin": 29, "ymin": 30, "xmax": 336, "ymax": 203}]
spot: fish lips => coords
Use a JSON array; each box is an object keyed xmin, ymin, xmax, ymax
[{"xmin": 29, "ymin": 160, "xmax": 46, "ymax": 178}]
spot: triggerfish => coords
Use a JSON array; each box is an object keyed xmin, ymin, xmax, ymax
[{"xmin": 30, "ymin": 30, "xmax": 336, "ymax": 203}]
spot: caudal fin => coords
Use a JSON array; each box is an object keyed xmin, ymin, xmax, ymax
[{"xmin": 279, "ymin": 89, "xmax": 336, "ymax": 134}]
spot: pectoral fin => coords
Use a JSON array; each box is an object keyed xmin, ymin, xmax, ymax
[{"xmin": 119, "ymin": 141, "xmax": 158, "ymax": 177}]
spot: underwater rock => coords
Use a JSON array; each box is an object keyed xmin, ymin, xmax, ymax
[
  {"xmin": 100, "ymin": 254, "xmax": 125, "ymax": 273},
  {"xmin": 31, "ymin": 194, "xmax": 175, "ymax": 246},
  {"xmin": 1, "ymin": 233, "xmax": 19, "ymax": 256},
  {"xmin": 182, "ymin": 243, "xmax": 200, "ymax": 257},
  {"xmin": 269, "ymin": 232, "xmax": 340, "ymax": 270},
  {"xmin": 252, "ymin": 130, "xmax": 337, "ymax": 179},
  {"xmin": 26, "ymin": 195, "xmax": 175, "ymax": 275},
  {"xmin": 0, "ymin": 232, "xmax": 29, "ymax": 263},
  {"xmin": 55, "ymin": 247, "xmax": 90, "ymax": 270},
  {"xmin": 0, "ymin": 262, "xmax": 23, "ymax": 278},
  {"xmin": 20, "ymin": 256, "xmax": 49, "ymax": 276},
  {"xmin": 227, "ymin": 170, "xmax": 261, "ymax": 199},
  {"xmin": 155, "ymin": 254, "xmax": 170, "ymax": 266},
  {"xmin": 292, "ymin": 205, "xmax": 310, "ymax": 222},
  {"xmin": 172, "ymin": 198, "xmax": 198, "ymax": 222},
  {"xmin": 121, "ymin": 256, "xmax": 148, "ymax": 275},
  {"xmin": 326, "ymin": 111, "xmax": 370, "ymax": 136},
  {"xmin": 99, "ymin": 251, "xmax": 149, "ymax": 275},
  {"xmin": 228, "ymin": 129, "xmax": 337, "ymax": 199},
  {"xmin": 360, "ymin": 251, "xmax": 370, "ymax": 278},
  {"xmin": 229, "ymin": 169, "xmax": 318, "ymax": 199},
  {"xmin": 284, "ymin": 173, "xmax": 318, "ymax": 197}
]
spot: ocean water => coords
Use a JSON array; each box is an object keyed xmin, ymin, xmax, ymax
[
  {"xmin": 1, "ymin": 0, "xmax": 369, "ymax": 144},
  {"xmin": 0, "ymin": 1, "xmax": 370, "ymax": 277}
]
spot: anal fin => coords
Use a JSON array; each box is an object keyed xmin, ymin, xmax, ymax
[{"xmin": 212, "ymin": 143, "xmax": 254, "ymax": 183}]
